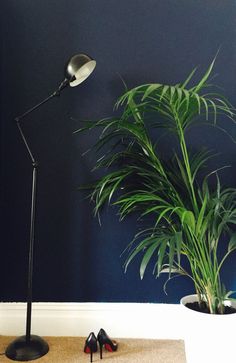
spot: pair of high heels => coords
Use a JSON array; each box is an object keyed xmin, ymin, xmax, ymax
[{"xmin": 84, "ymin": 328, "xmax": 118, "ymax": 362}]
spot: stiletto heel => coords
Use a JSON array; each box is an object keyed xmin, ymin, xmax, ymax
[
  {"xmin": 99, "ymin": 341, "xmax": 103, "ymax": 359},
  {"xmin": 97, "ymin": 328, "xmax": 118, "ymax": 359},
  {"xmin": 84, "ymin": 332, "xmax": 98, "ymax": 362}
]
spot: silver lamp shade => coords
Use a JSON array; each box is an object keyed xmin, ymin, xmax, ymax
[{"xmin": 65, "ymin": 54, "xmax": 96, "ymax": 87}]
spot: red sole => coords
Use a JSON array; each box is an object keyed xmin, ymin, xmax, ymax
[
  {"xmin": 85, "ymin": 346, "xmax": 91, "ymax": 353},
  {"xmin": 105, "ymin": 343, "xmax": 116, "ymax": 352}
]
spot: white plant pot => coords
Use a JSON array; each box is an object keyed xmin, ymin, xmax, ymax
[{"xmin": 180, "ymin": 294, "xmax": 236, "ymax": 363}]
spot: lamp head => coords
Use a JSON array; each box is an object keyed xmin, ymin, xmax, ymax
[{"xmin": 65, "ymin": 54, "xmax": 96, "ymax": 87}]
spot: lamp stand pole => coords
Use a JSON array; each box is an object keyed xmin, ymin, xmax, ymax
[{"xmin": 5, "ymin": 81, "xmax": 69, "ymax": 361}]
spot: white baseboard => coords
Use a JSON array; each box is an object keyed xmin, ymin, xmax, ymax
[{"xmin": 0, "ymin": 302, "xmax": 184, "ymax": 339}]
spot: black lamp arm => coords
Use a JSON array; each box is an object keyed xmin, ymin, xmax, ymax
[
  {"xmin": 16, "ymin": 121, "xmax": 37, "ymax": 166},
  {"xmin": 15, "ymin": 92, "xmax": 56, "ymax": 165},
  {"xmin": 15, "ymin": 78, "xmax": 70, "ymax": 165},
  {"xmin": 15, "ymin": 78, "xmax": 69, "ymax": 123}
]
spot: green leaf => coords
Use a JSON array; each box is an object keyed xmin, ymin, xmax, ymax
[
  {"xmin": 182, "ymin": 89, "xmax": 190, "ymax": 113},
  {"xmin": 157, "ymin": 240, "xmax": 168, "ymax": 275},
  {"xmin": 168, "ymin": 242, "xmax": 175, "ymax": 275},
  {"xmin": 156, "ymin": 207, "xmax": 173, "ymax": 225},
  {"xmin": 124, "ymin": 238, "xmax": 155, "ymax": 272},
  {"xmin": 174, "ymin": 231, "xmax": 182, "ymax": 266},
  {"xmin": 196, "ymin": 193, "xmax": 208, "ymax": 236},
  {"xmin": 170, "ymin": 86, "xmax": 176, "ymax": 102},
  {"xmin": 199, "ymin": 210, "xmax": 213, "ymax": 239},
  {"xmin": 181, "ymin": 210, "xmax": 196, "ymax": 232},
  {"xmin": 193, "ymin": 93, "xmax": 201, "ymax": 114},
  {"xmin": 181, "ymin": 67, "xmax": 198, "ymax": 89},
  {"xmin": 201, "ymin": 96, "xmax": 209, "ymax": 120},
  {"xmin": 176, "ymin": 87, "xmax": 183, "ymax": 106},
  {"xmin": 141, "ymin": 84, "xmax": 162, "ymax": 100},
  {"xmin": 192, "ymin": 57, "xmax": 216, "ymax": 93},
  {"xmin": 140, "ymin": 242, "xmax": 160, "ymax": 279},
  {"xmin": 160, "ymin": 85, "xmax": 170, "ymax": 101},
  {"xmin": 175, "ymin": 154, "xmax": 191, "ymax": 193},
  {"xmin": 228, "ymin": 233, "xmax": 236, "ymax": 252}
]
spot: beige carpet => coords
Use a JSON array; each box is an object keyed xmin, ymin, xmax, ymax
[{"xmin": 0, "ymin": 336, "xmax": 186, "ymax": 363}]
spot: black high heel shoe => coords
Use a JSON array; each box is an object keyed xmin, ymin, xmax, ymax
[
  {"xmin": 84, "ymin": 332, "xmax": 98, "ymax": 362},
  {"xmin": 97, "ymin": 328, "xmax": 118, "ymax": 359}
]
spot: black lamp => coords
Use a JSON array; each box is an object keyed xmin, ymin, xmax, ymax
[{"xmin": 5, "ymin": 54, "xmax": 96, "ymax": 361}]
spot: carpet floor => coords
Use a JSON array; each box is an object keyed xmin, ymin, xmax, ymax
[{"xmin": 0, "ymin": 336, "xmax": 186, "ymax": 363}]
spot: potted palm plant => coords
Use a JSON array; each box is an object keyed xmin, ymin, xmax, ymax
[{"xmin": 77, "ymin": 59, "xmax": 236, "ymax": 362}]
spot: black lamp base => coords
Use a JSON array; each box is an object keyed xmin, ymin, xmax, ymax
[{"xmin": 5, "ymin": 335, "xmax": 49, "ymax": 361}]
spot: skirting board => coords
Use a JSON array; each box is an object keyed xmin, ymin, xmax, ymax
[{"xmin": 0, "ymin": 302, "xmax": 184, "ymax": 339}]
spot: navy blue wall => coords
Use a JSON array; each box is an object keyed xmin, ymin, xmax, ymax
[{"xmin": 1, "ymin": 1, "xmax": 236, "ymax": 303}]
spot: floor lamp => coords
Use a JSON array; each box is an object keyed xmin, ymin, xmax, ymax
[{"xmin": 5, "ymin": 54, "xmax": 96, "ymax": 361}]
